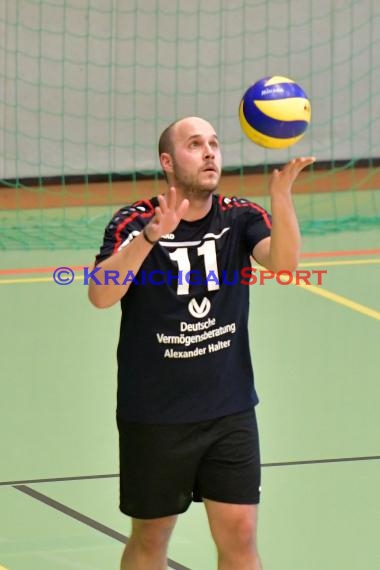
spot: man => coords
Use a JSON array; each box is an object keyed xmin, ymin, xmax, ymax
[{"xmin": 89, "ymin": 116, "xmax": 315, "ymax": 570}]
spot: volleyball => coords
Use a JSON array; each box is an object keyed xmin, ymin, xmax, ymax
[{"xmin": 239, "ymin": 76, "xmax": 311, "ymax": 149}]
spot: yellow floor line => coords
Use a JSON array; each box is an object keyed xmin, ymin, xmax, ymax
[
  {"xmin": 298, "ymin": 258, "xmax": 380, "ymax": 268},
  {"xmin": 255, "ymin": 265, "xmax": 380, "ymax": 322},
  {"xmin": 0, "ymin": 275, "xmax": 84, "ymax": 285},
  {"xmin": 0, "ymin": 276, "xmax": 55, "ymax": 285},
  {"xmin": 296, "ymin": 283, "xmax": 380, "ymax": 321}
]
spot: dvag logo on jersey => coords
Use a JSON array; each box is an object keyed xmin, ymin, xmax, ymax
[{"xmin": 188, "ymin": 297, "xmax": 211, "ymax": 319}]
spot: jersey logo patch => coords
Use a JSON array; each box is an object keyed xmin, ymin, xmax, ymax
[{"xmin": 188, "ymin": 297, "xmax": 211, "ymax": 319}]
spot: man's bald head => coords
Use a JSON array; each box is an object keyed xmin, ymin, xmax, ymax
[{"xmin": 158, "ymin": 116, "xmax": 216, "ymax": 158}]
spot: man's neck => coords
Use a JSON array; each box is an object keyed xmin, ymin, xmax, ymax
[{"xmin": 174, "ymin": 189, "xmax": 214, "ymax": 222}]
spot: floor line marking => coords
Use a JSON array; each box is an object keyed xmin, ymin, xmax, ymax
[
  {"xmin": 13, "ymin": 485, "xmax": 190, "ymax": 570},
  {"xmin": 300, "ymin": 248, "xmax": 380, "ymax": 258},
  {"xmin": 0, "ymin": 265, "xmax": 85, "ymax": 275},
  {"xmin": 0, "ymin": 473, "xmax": 118, "ymax": 487},
  {"xmin": 0, "ymin": 276, "xmax": 56, "ymax": 284},
  {"xmin": 252, "ymin": 266, "xmax": 380, "ymax": 321},
  {"xmin": 263, "ymin": 455, "xmax": 380, "ymax": 467},
  {"xmin": 296, "ymin": 282, "xmax": 380, "ymax": 321},
  {"xmin": 2, "ymin": 455, "xmax": 379, "ymax": 487},
  {"xmin": 298, "ymin": 258, "xmax": 380, "ymax": 268}
]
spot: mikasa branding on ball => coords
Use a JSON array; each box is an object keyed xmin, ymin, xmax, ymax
[{"xmin": 239, "ymin": 75, "xmax": 311, "ymax": 149}]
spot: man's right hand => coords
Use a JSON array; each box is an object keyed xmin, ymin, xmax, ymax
[{"xmin": 144, "ymin": 186, "xmax": 189, "ymax": 242}]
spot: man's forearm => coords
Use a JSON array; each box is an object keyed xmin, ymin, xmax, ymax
[
  {"xmin": 88, "ymin": 231, "xmax": 155, "ymax": 308},
  {"xmin": 268, "ymin": 193, "xmax": 301, "ymax": 273}
]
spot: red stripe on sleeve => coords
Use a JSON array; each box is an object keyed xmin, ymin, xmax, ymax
[
  {"xmin": 246, "ymin": 202, "xmax": 272, "ymax": 229},
  {"xmin": 218, "ymin": 195, "xmax": 272, "ymax": 229},
  {"xmin": 113, "ymin": 200, "xmax": 155, "ymax": 253}
]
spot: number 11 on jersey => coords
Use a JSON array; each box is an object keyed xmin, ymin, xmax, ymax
[{"xmin": 169, "ymin": 240, "xmax": 220, "ymax": 295}]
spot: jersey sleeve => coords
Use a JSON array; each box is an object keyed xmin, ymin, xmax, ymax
[
  {"xmin": 94, "ymin": 201, "xmax": 155, "ymax": 266},
  {"xmin": 242, "ymin": 200, "xmax": 272, "ymax": 252}
]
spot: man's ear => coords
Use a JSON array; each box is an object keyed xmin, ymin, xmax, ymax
[{"xmin": 160, "ymin": 152, "xmax": 173, "ymax": 175}]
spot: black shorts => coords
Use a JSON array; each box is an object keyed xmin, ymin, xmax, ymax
[{"xmin": 117, "ymin": 407, "xmax": 261, "ymax": 519}]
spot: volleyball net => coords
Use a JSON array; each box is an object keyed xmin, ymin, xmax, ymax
[{"xmin": 1, "ymin": 0, "xmax": 379, "ymax": 250}]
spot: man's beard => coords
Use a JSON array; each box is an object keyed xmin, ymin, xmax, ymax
[
  {"xmin": 182, "ymin": 185, "xmax": 215, "ymax": 199},
  {"xmin": 173, "ymin": 168, "xmax": 220, "ymax": 199}
]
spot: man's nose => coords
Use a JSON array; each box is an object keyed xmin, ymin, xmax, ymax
[{"xmin": 204, "ymin": 144, "xmax": 215, "ymax": 158}]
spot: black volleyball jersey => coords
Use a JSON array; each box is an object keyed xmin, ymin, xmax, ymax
[{"xmin": 95, "ymin": 194, "xmax": 272, "ymax": 423}]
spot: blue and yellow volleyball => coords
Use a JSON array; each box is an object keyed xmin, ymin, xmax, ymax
[{"xmin": 239, "ymin": 76, "xmax": 311, "ymax": 149}]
